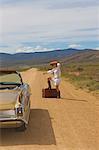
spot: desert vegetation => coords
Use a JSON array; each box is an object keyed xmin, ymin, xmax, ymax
[{"xmin": 38, "ymin": 62, "xmax": 99, "ymax": 93}]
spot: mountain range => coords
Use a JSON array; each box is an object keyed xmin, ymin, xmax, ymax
[{"xmin": 0, "ymin": 48, "xmax": 99, "ymax": 70}]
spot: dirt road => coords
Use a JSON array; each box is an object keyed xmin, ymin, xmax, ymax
[{"xmin": 0, "ymin": 68, "xmax": 99, "ymax": 150}]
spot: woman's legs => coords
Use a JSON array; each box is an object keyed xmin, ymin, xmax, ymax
[
  {"xmin": 47, "ymin": 77, "xmax": 52, "ymax": 89},
  {"xmin": 56, "ymin": 85, "xmax": 60, "ymax": 98},
  {"xmin": 56, "ymin": 85, "xmax": 59, "ymax": 92},
  {"xmin": 47, "ymin": 78, "xmax": 61, "ymax": 98}
]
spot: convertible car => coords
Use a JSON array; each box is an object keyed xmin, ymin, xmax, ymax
[{"xmin": 0, "ymin": 70, "xmax": 31, "ymax": 131}]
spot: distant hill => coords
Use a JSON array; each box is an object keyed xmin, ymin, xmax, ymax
[
  {"xmin": 61, "ymin": 49, "xmax": 99, "ymax": 65},
  {"xmin": 0, "ymin": 48, "xmax": 99, "ymax": 70},
  {"xmin": 0, "ymin": 48, "xmax": 80, "ymax": 65},
  {"xmin": 60, "ymin": 50, "xmax": 99, "ymax": 92}
]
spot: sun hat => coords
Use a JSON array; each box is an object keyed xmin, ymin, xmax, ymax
[{"xmin": 50, "ymin": 60, "xmax": 58, "ymax": 65}]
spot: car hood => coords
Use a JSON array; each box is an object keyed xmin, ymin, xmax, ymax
[{"xmin": 0, "ymin": 87, "xmax": 21, "ymax": 110}]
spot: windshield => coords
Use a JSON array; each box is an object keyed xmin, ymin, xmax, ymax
[{"xmin": 0, "ymin": 72, "xmax": 22, "ymax": 85}]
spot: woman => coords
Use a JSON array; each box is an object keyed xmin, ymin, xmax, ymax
[{"xmin": 47, "ymin": 61, "xmax": 61, "ymax": 98}]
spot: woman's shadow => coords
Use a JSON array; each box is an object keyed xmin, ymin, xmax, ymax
[{"xmin": 0, "ymin": 109, "xmax": 56, "ymax": 146}]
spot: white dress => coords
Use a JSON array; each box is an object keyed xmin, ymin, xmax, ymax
[{"xmin": 47, "ymin": 63, "xmax": 61, "ymax": 86}]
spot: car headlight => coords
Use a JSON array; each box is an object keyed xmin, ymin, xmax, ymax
[
  {"xmin": 16, "ymin": 106, "xmax": 23, "ymax": 116},
  {"xmin": 15, "ymin": 102, "xmax": 23, "ymax": 117},
  {"xmin": 15, "ymin": 92, "xmax": 24, "ymax": 116}
]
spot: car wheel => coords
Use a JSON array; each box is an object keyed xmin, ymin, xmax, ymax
[{"xmin": 16, "ymin": 123, "xmax": 28, "ymax": 132}]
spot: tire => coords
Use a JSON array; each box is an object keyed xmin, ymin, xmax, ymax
[{"xmin": 16, "ymin": 123, "xmax": 27, "ymax": 132}]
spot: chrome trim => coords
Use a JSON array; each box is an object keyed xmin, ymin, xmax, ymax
[
  {"xmin": 0, "ymin": 110, "xmax": 15, "ymax": 116},
  {"xmin": 0, "ymin": 116, "xmax": 28, "ymax": 124}
]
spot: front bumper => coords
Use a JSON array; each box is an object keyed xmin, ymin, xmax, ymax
[
  {"xmin": 0, "ymin": 118, "xmax": 24, "ymax": 128},
  {"xmin": 0, "ymin": 111, "xmax": 27, "ymax": 128}
]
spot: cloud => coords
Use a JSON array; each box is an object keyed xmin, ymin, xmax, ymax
[
  {"xmin": 75, "ymin": 27, "xmax": 99, "ymax": 32},
  {"xmin": 68, "ymin": 44, "xmax": 82, "ymax": 49},
  {"xmin": 49, "ymin": 0, "xmax": 99, "ymax": 9},
  {"xmin": 95, "ymin": 47, "xmax": 99, "ymax": 50},
  {"xmin": 0, "ymin": 0, "xmax": 98, "ymax": 9},
  {"xmin": 0, "ymin": 45, "xmax": 8, "ymax": 48},
  {"xmin": 15, "ymin": 46, "xmax": 53, "ymax": 53},
  {"xmin": 0, "ymin": 0, "xmax": 98, "ymax": 53}
]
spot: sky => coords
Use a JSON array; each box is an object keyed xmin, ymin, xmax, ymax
[{"xmin": 0, "ymin": 0, "xmax": 99, "ymax": 53}]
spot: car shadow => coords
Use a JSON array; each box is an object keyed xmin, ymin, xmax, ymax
[{"xmin": 0, "ymin": 109, "xmax": 56, "ymax": 146}]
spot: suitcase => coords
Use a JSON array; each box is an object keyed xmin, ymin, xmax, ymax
[{"xmin": 42, "ymin": 88, "xmax": 60, "ymax": 98}]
